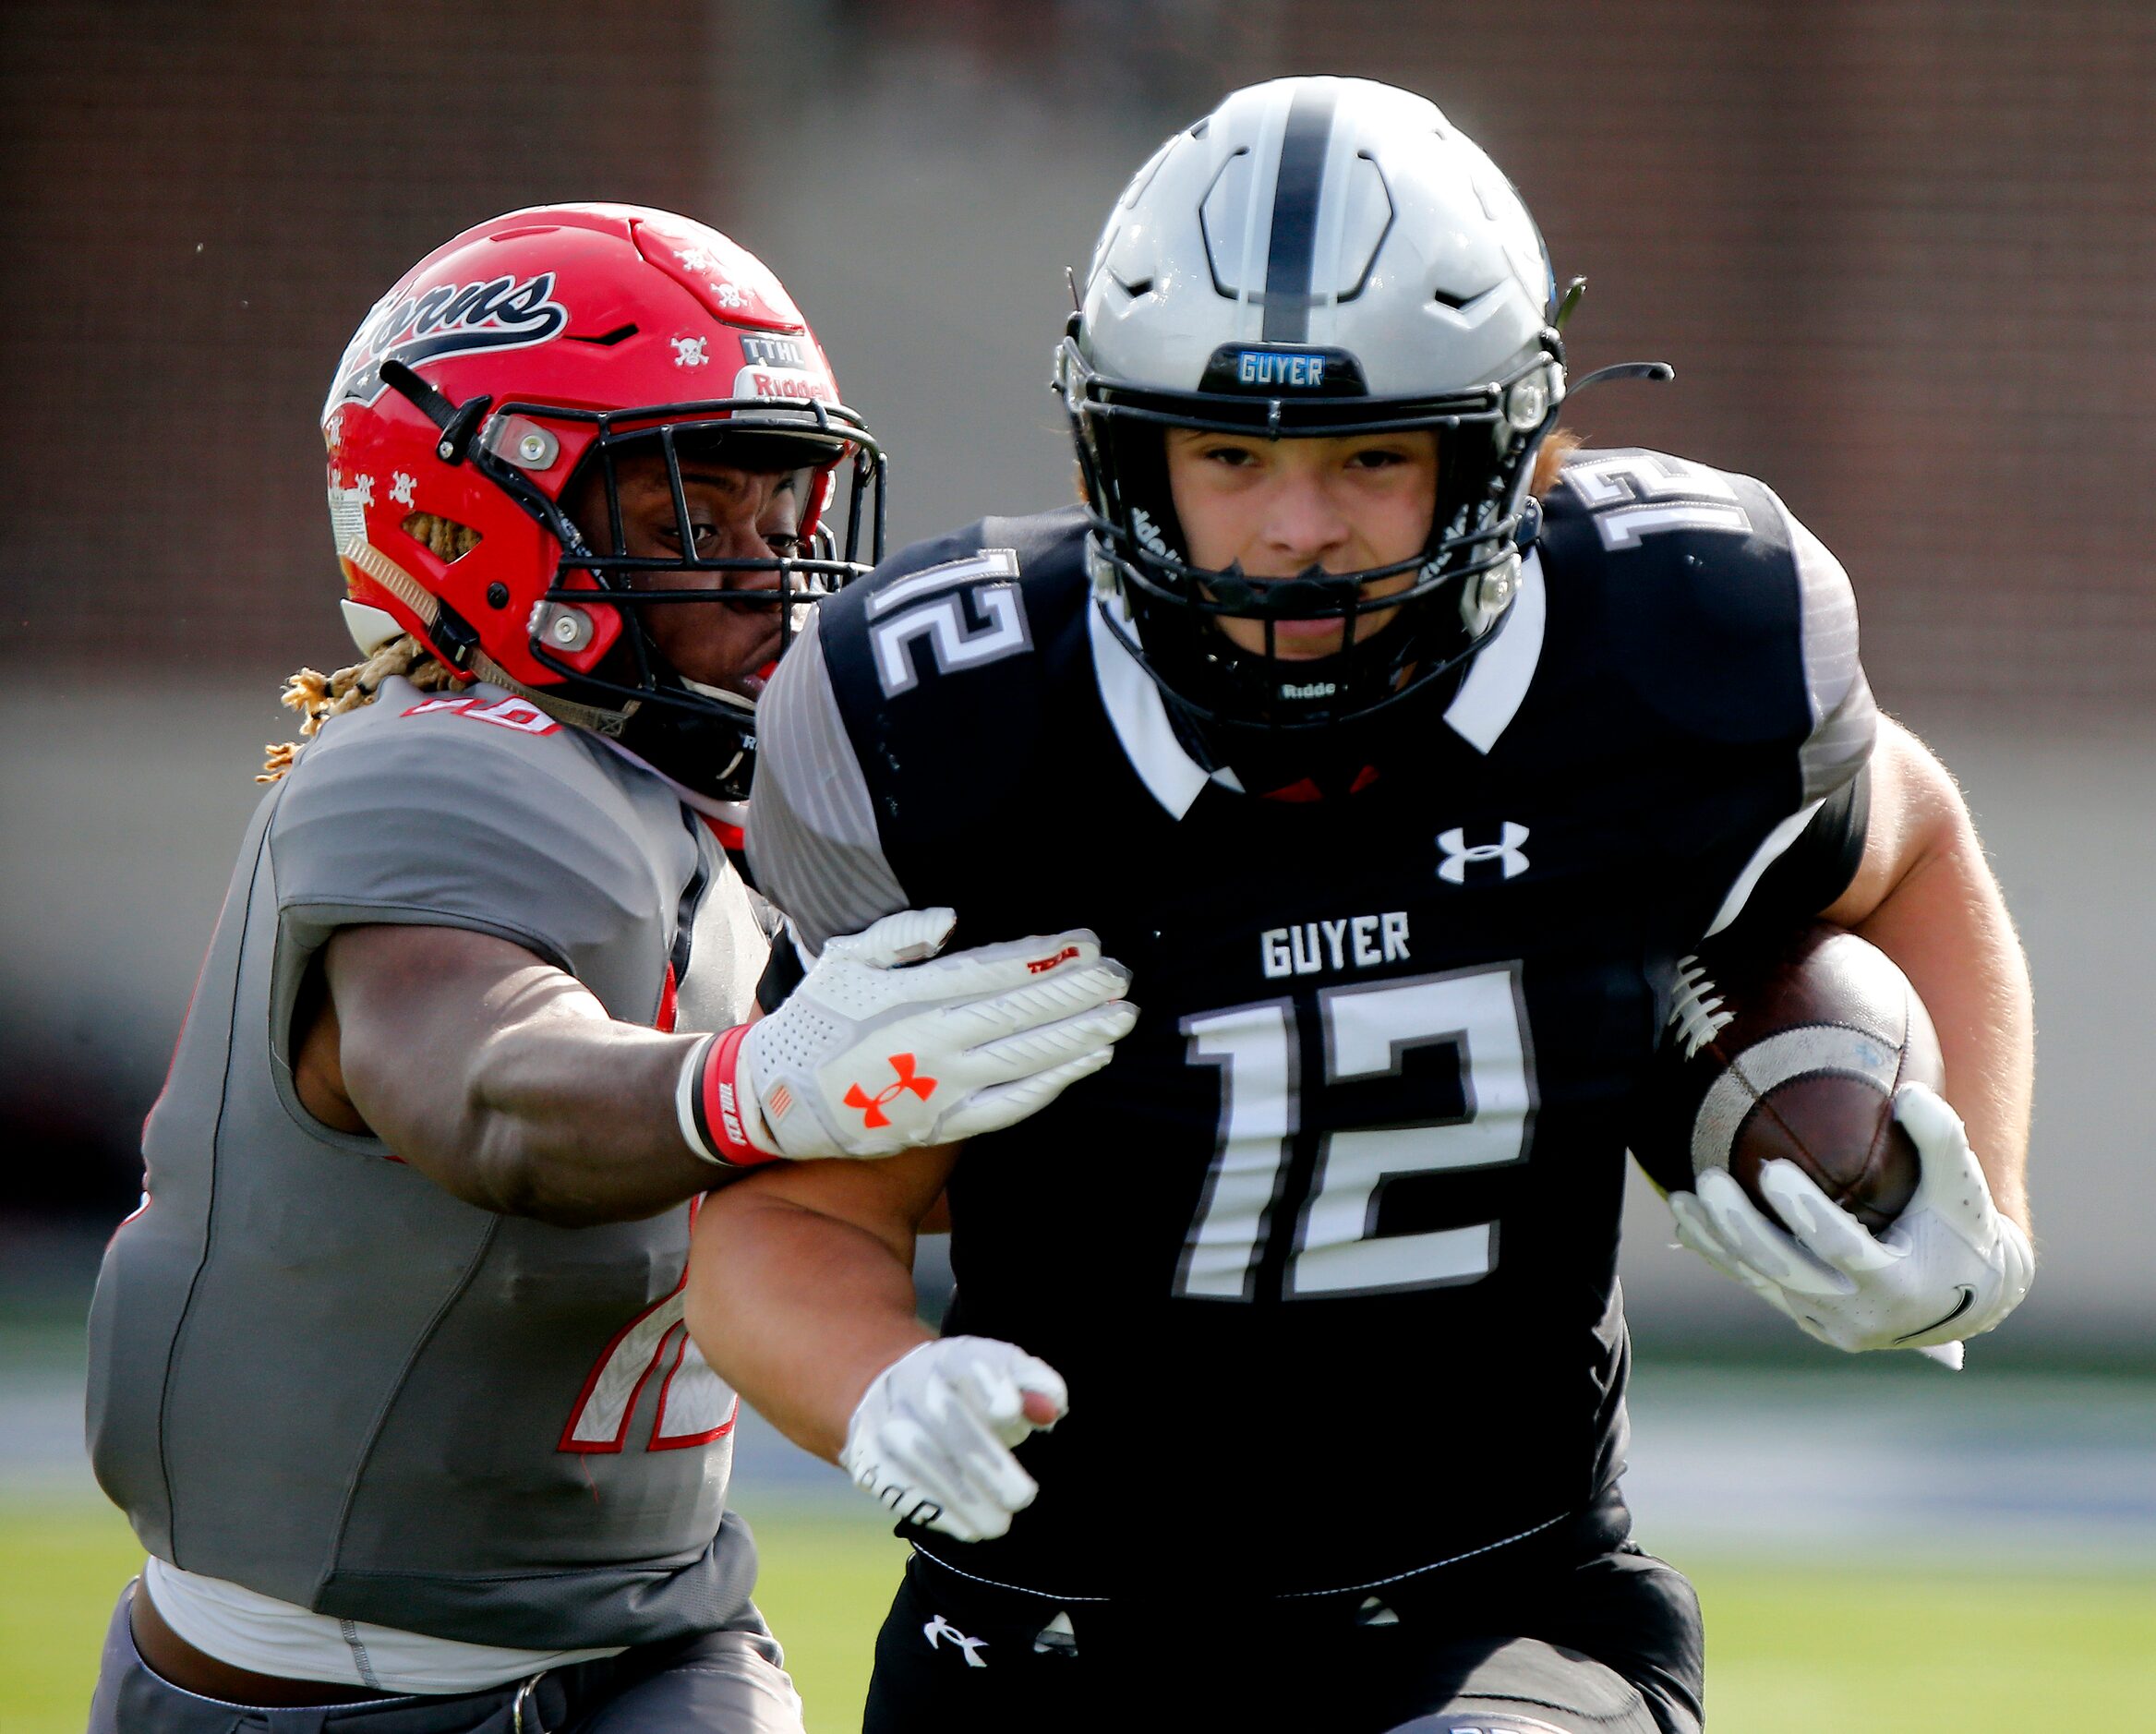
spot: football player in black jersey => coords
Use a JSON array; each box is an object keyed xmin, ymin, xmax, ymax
[{"xmin": 686, "ymin": 78, "xmax": 2035, "ymax": 1733}]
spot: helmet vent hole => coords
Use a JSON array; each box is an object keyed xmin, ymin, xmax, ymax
[
  {"xmin": 403, "ymin": 512, "xmax": 484, "ymax": 563},
  {"xmin": 571, "ymin": 323, "xmax": 640, "ymax": 346}
]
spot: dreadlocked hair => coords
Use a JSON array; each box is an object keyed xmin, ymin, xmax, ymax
[{"xmin": 258, "ymin": 632, "xmax": 461, "ymax": 782}]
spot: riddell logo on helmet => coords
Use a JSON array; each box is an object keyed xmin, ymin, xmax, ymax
[
  {"xmin": 732, "ymin": 365, "xmax": 835, "ymax": 405},
  {"xmin": 330, "ymin": 272, "xmax": 571, "ymax": 409},
  {"xmin": 1027, "ymin": 946, "xmax": 1079, "ymax": 975}
]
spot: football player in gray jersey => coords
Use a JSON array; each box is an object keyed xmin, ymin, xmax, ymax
[{"xmin": 84, "ymin": 206, "xmax": 1136, "ymax": 1734}]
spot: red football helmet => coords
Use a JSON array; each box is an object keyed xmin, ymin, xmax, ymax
[{"xmin": 322, "ymin": 203, "xmax": 885, "ymax": 798}]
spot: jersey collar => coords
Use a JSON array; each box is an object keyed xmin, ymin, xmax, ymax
[
  {"xmin": 1443, "ymin": 547, "xmax": 1547, "ymax": 754},
  {"xmin": 1086, "ymin": 548, "xmax": 1548, "ymax": 821},
  {"xmin": 1086, "ymin": 588, "xmax": 1219, "ymax": 819}
]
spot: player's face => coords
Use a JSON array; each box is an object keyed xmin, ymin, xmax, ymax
[
  {"xmin": 564, "ymin": 450, "xmax": 804, "ymax": 698},
  {"xmin": 1163, "ymin": 427, "xmax": 1439, "ymax": 660}
]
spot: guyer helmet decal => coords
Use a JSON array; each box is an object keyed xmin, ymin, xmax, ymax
[{"xmin": 328, "ymin": 272, "xmax": 571, "ymax": 411}]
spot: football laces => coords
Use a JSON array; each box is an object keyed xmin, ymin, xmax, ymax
[{"xmin": 1667, "ymin": 955, "xmax": 1737, "ymax": 1060}]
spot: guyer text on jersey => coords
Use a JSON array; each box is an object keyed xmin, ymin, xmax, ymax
[{"xmin": 1260, "ymin": 912, "xmax": 1411, "ymax": 980}]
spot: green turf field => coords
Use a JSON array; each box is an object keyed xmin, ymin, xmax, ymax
[{"xmin": 6, "ymin": 1496, "xmax": 2150, "ymax": 1731}]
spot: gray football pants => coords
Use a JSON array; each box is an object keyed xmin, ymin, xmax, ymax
[{"xmin": 88, "ymin": 1583, "xmax": 804, "ymax": 1734}]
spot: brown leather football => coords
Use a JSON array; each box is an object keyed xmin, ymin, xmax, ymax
[{"xmin": 1635, "ymin": 921, "xmax": 1942, "ymax": 1234}]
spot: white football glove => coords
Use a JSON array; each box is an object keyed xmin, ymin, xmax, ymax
[
  {"xmin": 1668, "ymin": 1081, "xmax": 2032, "ymax": 1366},
  {"xmin": 839, "ymin": 1337, "xmax": 1068, "ymax": 1543},
  {"xmin": 679, "ymin": 908, "xmax": 1136, "ymax": 1164}
]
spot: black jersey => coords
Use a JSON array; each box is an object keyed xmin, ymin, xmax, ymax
[{"xmin": 748, "ymin": 447, "xmax": 1875, "ymax": 1600}]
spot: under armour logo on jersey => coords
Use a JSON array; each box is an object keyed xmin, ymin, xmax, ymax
[
  {"xmin": 844, "ymin": 1054, "xmax": 937, "ymax": 1127},
  {"xmin": 922, "ymin": 1613, "xmax": 989, "ymax": 1668},
  {"xmin": 1437, "ymin": 822, "xmax": 1531, "ymax": 884}
]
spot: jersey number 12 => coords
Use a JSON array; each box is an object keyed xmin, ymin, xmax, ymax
[{"xmin": 1175, "ymin": 966, "xmax": 1536, "ymax": 1301}]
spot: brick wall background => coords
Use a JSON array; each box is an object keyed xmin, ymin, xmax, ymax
[
  {"xmin": 1247, "ymin": 0, "xmax": 2156, "ymax": 710},
  {"xmin": 4, "ymin": 4, "xmax": 2153, "ymax": 1287},
  {"xmin": 0, "ymin": 0, "xmax": 718, "ymax": 669},
  {"xmin": 2, "ymin": 1, "xmax": 2149, "ymax": 712}
]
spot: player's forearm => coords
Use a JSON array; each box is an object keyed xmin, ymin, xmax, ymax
[
  {"xmin": 1848, "ymin": 819, "xmax": 2033, "ymax": 1232},
  {"xmin": 686, "ymin": 1185, "xmax": 932, "ymax": 1463},
  {"xmin": 452, "ymin": 1015, "xmax": 721, "ymax": 1225},
  {"xmin": 328, "ymin": 924, "xmax": 725, "ymax": 1224}
]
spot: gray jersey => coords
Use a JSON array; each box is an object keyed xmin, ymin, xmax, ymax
[{"xmin": 86, "ymin": 677, "xmax": 766, "ymax": 1651}]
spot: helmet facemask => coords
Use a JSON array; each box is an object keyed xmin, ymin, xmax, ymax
[
  {"xmin": 389, "ymin": 363, "xmax": 885, "ymax": 800},
  {"xmin": 1066, "ymin": 334, "xmax": 1561, "ymax": 748},
  {"xmin": 1054, "ymin": 77, "xmax": 1592, "ymax": 780},
  {"xmin": 328, "ymin": 208, "xmax": 885, "ymax": 805}
]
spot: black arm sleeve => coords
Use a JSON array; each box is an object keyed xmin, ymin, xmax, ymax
[{"xmin": 753, "ymin": 925, "xmax": 809, "ymax": 1015}]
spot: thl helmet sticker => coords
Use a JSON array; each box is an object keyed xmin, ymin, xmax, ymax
[{"xmin": 328, "ymin": 272, "xmax": 571, "ymax": 412}]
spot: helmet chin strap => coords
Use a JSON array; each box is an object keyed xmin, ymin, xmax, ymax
[
  {"xmin": 475, "ymin": 650, "xmax": 635, "ymax": 737},
  {"xmin": 1198, "ymin": 554, "xmax": 1441, "ymax": 730},
  {"xmin": 1197, "ymin": 689, "xmax": 1404, "ymax": 800},
  {"xmin": 1202, "ymin": 560, "xmax": 1366, "ymax": 619},
  {"xmin": 680, "ymin": 673, "xmax": 753, "ymax": 709}
]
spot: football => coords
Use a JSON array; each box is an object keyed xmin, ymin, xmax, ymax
[{"xmin": 1636, "ymin": 921, "xmax": 1943, "ymax": 1234}]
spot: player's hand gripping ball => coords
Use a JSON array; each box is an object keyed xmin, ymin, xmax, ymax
[
  {"xmin": 1640, "ymin": 922, "xmax": 2032, "ymax": 1359},
  {"xmin": 1636, "ymin": 921, "xmax": 1939, "ymax": 1232}
]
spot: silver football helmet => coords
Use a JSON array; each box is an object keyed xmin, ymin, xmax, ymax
[{"xmin": 1057, "ymin": 77, "xmax": 1567, "ymax": 737}]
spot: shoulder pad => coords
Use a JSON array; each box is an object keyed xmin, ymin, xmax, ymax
[
  {"xmin": 295, "ymin": 677, "xmax": 625, "ymax": 789},
  {"xmin": 762, "ymin": 511, "xmax": 1094, "ymax": 931},
  {"xmin": 272, "ymin": 679, "xmax": 688, "ymax": 981},
  {"xmin": 814, "ymin": 507, "xmax": 1089, "ymax": 709},
  {"xmin": 978, "ymin": 504, "xmax": 1091, "ymax": 577},
  {"xmin": 1538, "ymin": 447, "xmax": 1826, "ymax": 749}
]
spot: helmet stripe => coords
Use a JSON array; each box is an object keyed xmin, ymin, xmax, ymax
[{"xmin": 1261, "ymin": 83, "xmax": 1338, "ymax": 343}]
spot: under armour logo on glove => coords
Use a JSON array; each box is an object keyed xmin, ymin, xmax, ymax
[
  {"xmin": 845, "ymin": 1054, "xmax": 938, "ymax": 1127},
  {"xmin": 681, "ymin": 908, "xmax": 1137, "ymax": 1163},
  {"xmin": 922, "ymin": 1613, "xmax": 990, "ymax": 1668},
  {"xmin": 1437, "ymin": 822, "xmax": 1531, "ymax": 884}
]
